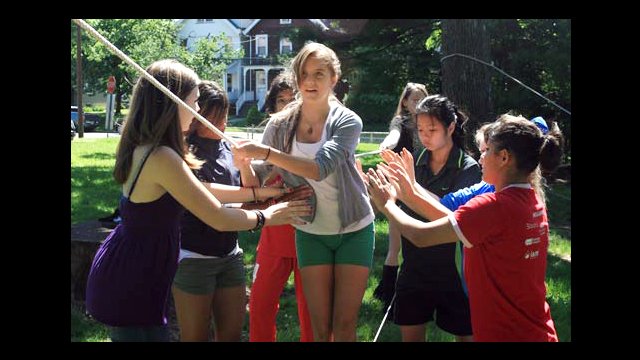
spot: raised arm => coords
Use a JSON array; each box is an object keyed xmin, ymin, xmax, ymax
[
  {"xmin": 233, "ymin": 150, "xmax": 260, "ymax": 188},
  {"xmin": 379, "ymin": 129, "xmax": 401, "ymax": 150},
  {"xmin": 365, "ymin": 168, "xmax": 458, "ymax": 248}
]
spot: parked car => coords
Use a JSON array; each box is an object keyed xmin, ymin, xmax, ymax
[
  {"xmin": 71, "ymin": 119, "xmax": 76, "ymax": 141},
  {"xmin": 71, "ymin": 106, "xmax": 100, "ymax": 132}
]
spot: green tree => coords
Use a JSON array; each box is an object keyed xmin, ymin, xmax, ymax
[
  {"xmin": 71, "ymin": 19, "xmax": 186, "ymax": 114},
  {"xmin": 423, "ymin": 19, "xmax": 571, "ymax": 159},
  {"xmin": 181, "ymin": 34, "xmax": 244, "ymax": 84},
  {"xmin": 487, "ymin": 19, "xmax": 571, "ymax": 159},
  {"xmin": 72, "ymin": 19, "xmax": 245, "ymax": 115},
  {"xmin": 326, "ymin": 19, "xmax": 440, "ymax": 129}
]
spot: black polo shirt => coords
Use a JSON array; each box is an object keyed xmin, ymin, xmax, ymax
[{"xmin": 397, "ymin": 145, "xmax": 481, "ymax": 292}]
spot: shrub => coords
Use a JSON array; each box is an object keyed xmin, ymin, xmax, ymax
[{"xmin": 245, "ymin": 105, "xmax": 266, "ymax": 126}]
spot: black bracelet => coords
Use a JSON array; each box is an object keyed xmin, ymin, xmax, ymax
[
  {"xmin": 250, "ymin": 210, "xmax": 265, "ymax": 232},
  {"xmin": 264, "ymin": 147, "xmax": 271, "ymax": 161}
]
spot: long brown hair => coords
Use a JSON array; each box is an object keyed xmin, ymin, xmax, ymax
[
  {"xmin": 113, "ymin": 59, "xmax": 201, "ymax": 184},
  {"xmin": 394, "ymin": 82, "xmax": 429, "ymax": 118}
]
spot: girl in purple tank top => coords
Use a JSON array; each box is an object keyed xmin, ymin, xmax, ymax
[{"xmin": 85, "ymin": 59, "xmax": 312, "ymax": 342}]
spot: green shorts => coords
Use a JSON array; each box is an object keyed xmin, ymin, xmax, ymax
[
  {"xmin": 295, "ymin": 222, "xmax": 375, "ymax": 268},
  {"xmin": 172, "ymin": 251, "xmax": 246, "ymax": 295}
]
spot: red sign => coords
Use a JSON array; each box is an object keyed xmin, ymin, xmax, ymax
[{"xmin": 107, "ymin": 76, "xmax": 116, "ymax": 94}]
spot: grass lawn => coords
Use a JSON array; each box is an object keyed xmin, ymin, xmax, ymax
[{"xmin": 71, "ymin": 138, "xmax": 571, "ymax": 342}]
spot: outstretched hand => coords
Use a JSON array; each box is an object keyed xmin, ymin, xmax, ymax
[
  {"xmin": 377, "ymin": 162, "xmax": 413, "ymax": 203},
  {"xmin": 380, "ymin": 148, "xmax": 416, "ymax": 185},
  {"xmin": 263, "ymin": 200, "xmax": 313, "ymax": 226},
  {"xmin": 276, "ymin": 184, "xmax": 313, "ymax": 203},
  {"xmin": 399, "ymin": 148, "xmax": 416, "ymax": 185},
  {"xmin": 233, "ymin": 152, "xmax": 253, "ymax": 169},
  {"xmin": 366, "ymin": 167, "xmax": 397, "ymax": 210},
  {"xmin": 232, "ymin": 139, "xmax": 270, "ymax": 162}
]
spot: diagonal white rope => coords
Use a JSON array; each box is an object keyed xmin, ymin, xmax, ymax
[
  {"xmin": 354, "ymin": 149, "xmax": 382, "ymax": 158},
  {"xmin": 441, "ymin": 53, "xmax": 571, "ymax": 116},
  {"xmin": 373, "ymin": 292, "xmax": 396, "ymax": 342},
  {"xmin": 72, "ymin": 19, "xmax": 236, "ymax": 146}
]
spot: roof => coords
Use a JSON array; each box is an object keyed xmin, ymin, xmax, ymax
[{"xmin": 243, "ymin": 19, "xmax": 330, "ymax": 35}]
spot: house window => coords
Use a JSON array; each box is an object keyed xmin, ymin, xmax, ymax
[
  {"xmin": 227, "ymin": 74, "xmax": 233, "ymax": 93},
  {"xmin": 280, "ymin": 38, "xmax": 292, "ymax": 54},
  {"xmin": 255, "ymin": 34, "xmax": 268, "ymax": 57},
  {"xmin": 280, "ymin": 19, "xmax": 291, "ymax": 25},
  {"xmin": 197, "ymin": 19, "xmax": 213, "ymax": 23}
]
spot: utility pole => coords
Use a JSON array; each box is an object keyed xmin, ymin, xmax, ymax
[{"xmin": 76, "ymin": 22, "xmax": 84, "ymax": 138}]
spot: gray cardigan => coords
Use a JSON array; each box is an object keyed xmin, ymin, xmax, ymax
[{"xmin": 255, "ymin": 102, "xmax": 373, "ymax": 230}]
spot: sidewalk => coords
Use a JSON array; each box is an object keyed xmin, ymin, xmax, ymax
[{"xmin": 77, "ymin": 132, "xmax": 121, "ymax": 139}]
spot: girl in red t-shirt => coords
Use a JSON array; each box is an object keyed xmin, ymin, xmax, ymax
[{"xmin": 366, "ymin": 114, "xmax": 564, "ymax": 342}]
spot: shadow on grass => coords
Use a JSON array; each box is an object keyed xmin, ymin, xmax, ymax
[
  {"xmin": 79, "ymin": 152, "xmax": 116, "ymax": 161},
  {"xmin": 71, "ymin": 164, "xmax": 121, "ymax": 224}
]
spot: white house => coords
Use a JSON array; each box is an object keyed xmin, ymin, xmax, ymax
[
  {"xmin": 177, "ymin": 19, "xmax": 251, "ymax": 109},
  {"xmin": 177, "ymin": 19, "xmax": 243, "ymax": 51}
]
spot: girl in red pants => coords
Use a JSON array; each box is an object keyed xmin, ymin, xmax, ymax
[{"xmin": 250, "ymin": 221, "xmax": 313, "ymax": 341}]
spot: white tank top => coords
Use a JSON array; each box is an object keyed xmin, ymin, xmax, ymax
[{"xmin": 291, "ymin": 125, "xmax": 373, "ymax": 235}]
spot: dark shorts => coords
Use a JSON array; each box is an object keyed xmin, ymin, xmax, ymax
[
  {"xmin": 393, "ymin": 287, "xmax": 472, "ymax": 336},
  {"xmin": 172, "ymin": 251, "xmax": 245, "ymax": 295},
  {"xmin": 110, "ymin": 325, "xmax": 170, "ymax": 342}
]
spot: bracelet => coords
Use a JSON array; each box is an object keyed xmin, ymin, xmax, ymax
[
  {"xmin": 251, "ymin": 187, "xmax": 257, "ymax": 203},
  {"xmin": 264, "ymin": 147, "xmax": 271, "ymax": 161},
  {"xmin": 250, "ymin": 210, "xmax": 265, "ymax": 232}
]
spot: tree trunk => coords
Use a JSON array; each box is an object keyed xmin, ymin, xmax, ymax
[
  {"xmin": 441, "ymin": 19, "xmax": 493, "ymax": 158},
  {"xmin": 76, "ymin": 25, "xmax": 84, "ymax": 138},
  {"xmin": 116, "ymin": 91, "xmax": 122, "ymax": 115}
]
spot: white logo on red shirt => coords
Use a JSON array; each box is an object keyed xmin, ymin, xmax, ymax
[{"xmin": 524, "ymin": 237, "xmax": 540, "ymax": 246}]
